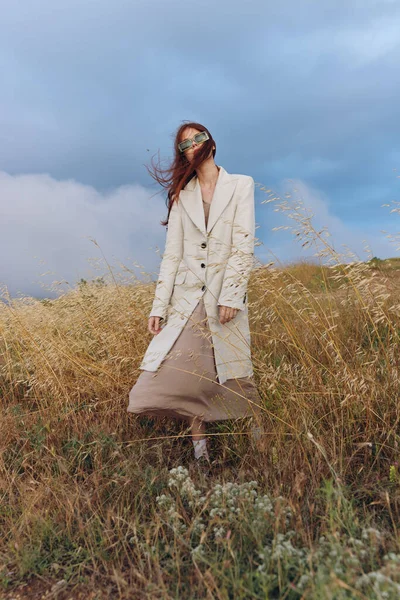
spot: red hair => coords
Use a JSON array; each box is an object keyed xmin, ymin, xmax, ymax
[{"xmin": 145, "ymin": 121, "xmax": 216, "ymax": 226}]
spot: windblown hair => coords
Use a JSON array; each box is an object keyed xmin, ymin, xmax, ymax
[{"xmin": 145, "ymin": 121, "xmax": 216, "ymax": 227}]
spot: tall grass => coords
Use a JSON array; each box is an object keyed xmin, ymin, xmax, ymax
[{"xmin": 1, "ymin": 190, "xmax": 400, "ymax": 598}]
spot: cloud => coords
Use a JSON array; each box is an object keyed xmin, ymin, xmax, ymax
[
  {"xmin": 0, "ymin": 171, "xmax": 167, "ymax": 299},
  {"xmin": 255, "ymin": 177, "xmax": 397, "ymax": 266},
  {"xmin": 0, "ymin": 170, "xmax": 397, "ymax": 300}
]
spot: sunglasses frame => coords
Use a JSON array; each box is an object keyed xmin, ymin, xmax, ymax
[{"xmin": 178, "ymin": 131, "xmax": 210, "ymax": 153}]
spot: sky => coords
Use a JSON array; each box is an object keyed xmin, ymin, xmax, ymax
[{"xmin": 1, "ymin": 0, "xmax": 400, "ymax": 300}]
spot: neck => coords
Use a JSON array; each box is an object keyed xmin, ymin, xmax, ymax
[{"xmin": 195, "ymin": 159, "xmax": 220, "ymax": 187}]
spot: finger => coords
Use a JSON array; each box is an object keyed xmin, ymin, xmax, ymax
[
  {"xmin": 229, "ymin": 309, "xmax": 238, "ymax": 323},
  {"xmin": 148, "ymin": 319, "xmax": 154, "ymax": 334},
  {"xmin": 225, "ymin": 308, "xmax": 234, "ymax": 323}
]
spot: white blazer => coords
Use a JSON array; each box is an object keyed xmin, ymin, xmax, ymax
[{"xmin": 139, "ymin": 165, "xmax": 257, "ymax": 385}]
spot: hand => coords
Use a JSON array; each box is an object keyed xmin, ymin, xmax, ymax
[
  {"xmin": 218, "ymin": 305, "xmax": 238, "ymax": 324},
  {"xmin": 148, "ymin": 316, "xmax": 163, "ymax": 335}
]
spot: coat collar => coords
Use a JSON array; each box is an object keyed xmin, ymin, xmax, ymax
[{"xmin": 179, "ymin": 165, "xmax": 238, "ymax": 236}]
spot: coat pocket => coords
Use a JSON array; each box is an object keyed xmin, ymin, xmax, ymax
[{"xmin": 174, "ymin": 269, "xmax": 188, "ymax": 285}]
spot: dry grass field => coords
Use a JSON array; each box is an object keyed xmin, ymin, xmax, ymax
[{"xmin": 1, "ymin": 252, "xmax": 400, "ymax": 598}]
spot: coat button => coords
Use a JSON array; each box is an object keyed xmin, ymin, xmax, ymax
[
  {"xmin": 202, "ymin": 285, "xmax": 206, "ymax": 291},
  {"xmin": 201, "ymin": 242, "xmax": 206, "ymax": 248},
  {"xmin": 201, "ymin": 263, "xmax": 205, "ymax": 268}
]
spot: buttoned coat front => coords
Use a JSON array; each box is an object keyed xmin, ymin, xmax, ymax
[{"xmin": 138, "ymin": 165, "xmax": 257, "ymax": 386}]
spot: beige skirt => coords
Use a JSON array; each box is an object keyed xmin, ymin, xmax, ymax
[{"xmin": 127, "ymin": 297, "xmax": 262, "ymax": 423}]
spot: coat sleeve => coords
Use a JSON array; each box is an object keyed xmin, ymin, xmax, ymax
[
  {"xmin": 149, "ymin": 200, "xmax": 183, "ymax": 320},
  {"xmin": 217, "ymin": 176, "xmax": 256, "ymax": 311}
]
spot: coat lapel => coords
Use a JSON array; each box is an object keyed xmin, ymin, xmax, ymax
[{"xmin": 179, "ymin": 165, "xmax": 238, "ymax": 235}]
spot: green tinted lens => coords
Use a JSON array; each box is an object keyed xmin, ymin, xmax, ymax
[
  {"xmin": 194, "ymin": 132, "xmax": 208, "ymax": 143},
  {"xmin": 179, "ymin": 139, "xmax": 192, "ymax": 152}
]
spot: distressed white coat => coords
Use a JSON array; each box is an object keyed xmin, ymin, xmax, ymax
[{"xmin": 139, "ymin": 165, "xmax": 257, "ymax": 386}]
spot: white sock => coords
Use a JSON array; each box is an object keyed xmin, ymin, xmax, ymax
[{"xmin": 193, "ymin": 438, "xmax": 209, "ymax": 460}]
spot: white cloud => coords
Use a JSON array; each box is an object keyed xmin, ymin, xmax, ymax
[
  {"xmin": 0, "ymin": 171, "xmax": 167, "ymax": 299},
  {"xmin": 0, "ymin": 171, "xmax": 397, "ymax": 300},
  {"xmin": 256, "ymin": 178, "xmax": 397, "ymax": 266}
]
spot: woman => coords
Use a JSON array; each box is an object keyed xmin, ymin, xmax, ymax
[{"xmin": 127, "ymin": 121, "xmax": 263, "ymax": 469}]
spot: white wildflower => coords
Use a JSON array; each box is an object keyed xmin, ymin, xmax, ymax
[{"xmin": 191, "ymin": 544, "xmax": 205, "ymax": 559}]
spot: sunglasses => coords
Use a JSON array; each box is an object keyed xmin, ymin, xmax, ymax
[{"xmin": 178, "ymin": 131, "xmax": 210, "ymax": 153}]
